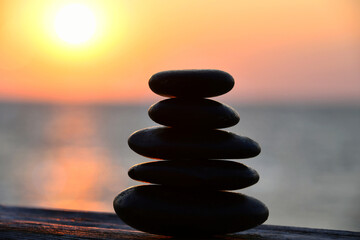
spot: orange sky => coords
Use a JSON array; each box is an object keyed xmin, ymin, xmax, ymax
[{"xmin": 0, "ymin": 0, "xmax": 359, "ymax": 104}]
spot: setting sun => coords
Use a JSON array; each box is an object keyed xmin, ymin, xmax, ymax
[
  {"xmin": 54, "ymin": 3, "xmax": 96, "ymax": 44},
  {"xmin": 0, "ymin": 0, "xmax": 358, "ymax": 103}
]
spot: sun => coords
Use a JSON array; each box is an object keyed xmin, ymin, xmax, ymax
[{"xmin": 54, "ymin": 4, "xmax": 96, "ymax": 45}]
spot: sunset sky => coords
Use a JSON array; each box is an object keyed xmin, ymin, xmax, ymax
[{"xmin": 0, "ymin": 0, "xmax": 359, "ymax": 104}]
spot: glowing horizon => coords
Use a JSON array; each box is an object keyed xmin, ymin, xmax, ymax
[{"xmin": 0, "ymin": 0, "xmax": 359, "ymax": 104}]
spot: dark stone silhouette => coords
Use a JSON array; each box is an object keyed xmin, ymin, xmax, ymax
[
  {"xmin": 149, "ymin": 98, "xmax": 239, "ymax": 129},
  {"xmin": 114, "ymin": 185, "xmax": 268, "ymax": 236},
  {"xmin": 128, "ymin": 160, "xmax": 259, "ymax": 190},
  {"xmin": 149, "ymin": 69, "xmax": 234, "ymax": 98},
  {"xmin": 114, "ymin": 69, "xmax": 269, "ymax": 236},
  {"xmin": 128, "ymin": 127, "xmax": 261, "ymax": 160}
]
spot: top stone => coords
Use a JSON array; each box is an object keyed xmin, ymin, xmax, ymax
[{"xmin": 149, "ymin": 70, "xmax": 235, "ymax": 98}]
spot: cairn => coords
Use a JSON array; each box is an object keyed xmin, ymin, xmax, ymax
[{"xmin": 114, "ymin": 70, "xmax": 268, "ymax": 236}]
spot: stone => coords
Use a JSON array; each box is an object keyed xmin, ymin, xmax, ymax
[
  {"xmin": 128, "ymin": 160, "xmax": 259, "ymax": 190},
  {"xmin": 148, "ymin": 98, "xmax": 239, "ymax": 129},
  {"xmin": 128, "ymin": 127, "xmax": 261, "ymax": 160},
  {"xmin": 113, "ymin": 185, "xmax": 269, "ymax": 236},
  {"xmin": 114, "ymin": 69, "xmax": 269, "ymax": 236},
  {"xmin": 149, "ymin": 69, "xmax": 234, "ymax": 98}
]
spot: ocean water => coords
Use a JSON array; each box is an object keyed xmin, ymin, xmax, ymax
[{"xmin": 0, "ymin": 102, "xmax": 359, "ymax": 231}]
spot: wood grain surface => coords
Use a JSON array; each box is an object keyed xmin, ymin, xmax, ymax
[{"xmin": 0, "ymin": 205, "xmax": 359, "ymax": 239}]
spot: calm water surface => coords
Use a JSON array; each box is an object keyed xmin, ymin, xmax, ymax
[{"xmin": 0, "ymin": 102, "xmax": 359, "ymax": 231}]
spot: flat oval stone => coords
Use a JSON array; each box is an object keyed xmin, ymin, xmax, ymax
[
  {"xmin": 128, "ymin": 160, "xmax": 259, "ymax": 190},
  {"xmin": 148, "ymin": 98, "xmax": 239, "ymax": 129},
  {"xmin": 113, "ymin": 185, "xmax": 269, "ymax": 236},
  {"xmin": 128, "ymin": 127, "xmax": 261, "ymax": 160},
  {"xmin": 149, "ymin": 70, "xmax": 234, "ymax": 98}
]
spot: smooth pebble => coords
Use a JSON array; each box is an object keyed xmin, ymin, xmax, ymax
[
  {"xmin": 148, "ymin": 98, "xmax": 239, "ymax": 129},
  {"xmin": 149, "ymin": 69, "xmax": 234, "ymax": 98},
  {"xmin": 128, "ymin": 127, "xmax": 261, "ymax": 160},
  {"xmin": 114, "ymin": 185, "xmax": 269, "ymax": 236}
]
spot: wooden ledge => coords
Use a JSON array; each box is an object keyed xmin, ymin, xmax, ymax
[{"xmin": 0, "ymin": 205, "xmax": 359, "ymax": 239}]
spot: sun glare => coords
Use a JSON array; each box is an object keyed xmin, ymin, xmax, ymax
[{"xmin": 54, "ymin": 4, "xmax": 96, "ymax": 45}]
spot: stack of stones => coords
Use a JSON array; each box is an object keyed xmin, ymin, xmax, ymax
[{"xmin": 113, "ymin": 70, "xmax": 269, "ymax": 236}]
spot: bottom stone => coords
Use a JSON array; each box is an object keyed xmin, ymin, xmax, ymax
[{"xmin": 113, "ymin": 185, "xmax": 269, "ymax": 236}]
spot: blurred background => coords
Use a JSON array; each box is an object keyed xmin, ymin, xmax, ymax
[{"xmin": 0, "ymin": 0, "xmax": 359, "ymax": 231}]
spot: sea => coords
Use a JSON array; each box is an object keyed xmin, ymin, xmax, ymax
[{"xmin": 0, "ymin": 101, "xmax": 359, "ymax": 231}]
